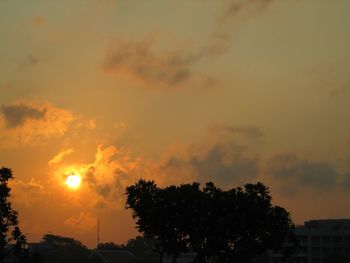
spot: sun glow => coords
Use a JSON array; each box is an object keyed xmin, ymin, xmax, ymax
[{"xmin": 65, "ymin": 174, "xmax": 81, "ymax": 189}]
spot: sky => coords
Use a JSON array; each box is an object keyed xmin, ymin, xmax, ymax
[{"xmin": 1, "ymin": 0, "xmax": 350, "ymax": 248}]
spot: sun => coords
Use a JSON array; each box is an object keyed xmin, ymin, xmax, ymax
[{"xmin": 65, "ymin": 174, "xmax": 81, "ymax": 189}]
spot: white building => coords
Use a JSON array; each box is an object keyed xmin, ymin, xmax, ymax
[{"xmin": 271, "ymin": 219, "xmax": 350, "ymax": 263}]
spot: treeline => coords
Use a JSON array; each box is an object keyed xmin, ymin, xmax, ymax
[
  {"xmin": 1, "ymin": 167, "xmax": 296, "ymax": 263},
  {"xmin": 125, "ymin": 180, "xmax": 296, "ymax": 263}
]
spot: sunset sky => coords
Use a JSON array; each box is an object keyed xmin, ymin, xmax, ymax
[{"xmin": 1, "ymin": 0, "xmax": 350, "ymax": 248}]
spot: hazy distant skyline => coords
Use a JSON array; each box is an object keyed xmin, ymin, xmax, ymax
[{"xmin": 1, "ymin": 0, "xmax": 350, "ymax": 247}]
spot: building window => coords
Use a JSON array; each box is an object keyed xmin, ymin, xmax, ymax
[
  {"xmin": 298, "ymin": 246, "xmax": 307, "ymax": 254},
  {"xmin": 311, "ymin": 236, "xmax": 320, "ymax": 244},
  {"xmin": 333, "ymin": 247, "xmax": 342, "ymax": 254},
  {"xmin": 333, "ymin": 236, "xmax": 342, "ymax": 243},
  {"xmin": 322, "ymin": 247, "xmax": 330, "ymax": 254},
  {"xmin": 298, "ymin": 235, "xmax": 308, "ymax": 243},
  {"xmin": 311, "ymin": 247, "xmax": 320, "ymax": 255},
  {"xmin": 322, "ymin": 236, "xmax": 330, "ymax": 242}
]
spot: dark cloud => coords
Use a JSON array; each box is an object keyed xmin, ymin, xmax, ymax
[
  {"xmin": 162, "ymin": 142, "xmax": 259, "ymax": 186},
  {"xmin": 330, "ymin": 86, "xmax": 350, "ymax": 99},
  {"xmin": 83, "ymin": 158, "xmax": 136, "ymax": 203},
  {"xmin": 336, "ymin": 170, "xmax": 350, "ymax": 190},
  {"xmin": 267, "ymin": 154, "xmax": 338, "ymax": 191},
  {"xmin": 203, "ymin": 0, "xmax": 276, "ymax": 57},
  {"xmin": 103, "ymin": 37, "xmax": 194, "ymax": 88},
  {"xmin": 85, "ymin": 166, "xmax": 112, "ymax": 198},
  {"xmin": 26, "ymin": 55, "xmax": 39, "ymax": 65},
  {"xmin": 1, "ymin": 104, "xmax": 46, "ymax": 128},
  {"xmin": 208, "ymin": 124, "xmax": 265, "ymax": 143},
  {"xmin": 102, "ymin": 1, "xmax": 281, "ymax": 89},
  {"xmin": 219, "ymin": 0, "xmax": 273, "ymax": 22}
]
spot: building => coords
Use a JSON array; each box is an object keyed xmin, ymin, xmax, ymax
[
  {"xmin": 89, "ymin": 249, "xmax": 138, "ymax": 263},
  {"xmin": 271, "ymin": 219, "xmax": 350, "ymax": 263}
]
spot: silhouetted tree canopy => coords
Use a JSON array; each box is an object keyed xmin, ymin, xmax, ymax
[
  {"xmin": 41, "ymin": 234, "xmax": 86, "ymax": 250},
  {"xmin": 124, "ymin": 236, "xmax": 156, "ymax": 257},
  {"xmin": 126, "ymin": 180, "xmax": 295, "ymax": 263},
  {"xmin": 0, "ymin": 167, "xmax": 26, "ymax": 262},
  {"xmin": 97, "ymin": 242, "xmax": 123, "ymax": 250},
  {"xmin": 39, "ymin": 234, "xmax": 90, "ymax": 263}
]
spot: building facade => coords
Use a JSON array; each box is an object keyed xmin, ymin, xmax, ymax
[{"xmin": 272, "ymin": 219, "xmax": 350, "ymax": 263}]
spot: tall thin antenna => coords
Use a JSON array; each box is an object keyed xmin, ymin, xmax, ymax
[{"xmin": 97, "ymin": 217, "xmax": 100, "ymax": 248}]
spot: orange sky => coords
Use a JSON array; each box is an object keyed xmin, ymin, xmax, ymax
[{"xmin": 1, "ymin": 0, "xmax": 350, "ymax": 248}]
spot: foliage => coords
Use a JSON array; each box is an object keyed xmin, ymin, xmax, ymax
[
  {"xmin": 125, "ymin": 236, "xmax": 156, "ymax": 256},
  {"xmin": 39, "ymin": 234, "xmax": 90, "ymax": 263},
  {"xmin": 98, "ymin": 236, "xmax": 158, "ymax": 263},
  {"xmin": 126, "ymin": 179, "xmax": 295, "ymax": 263},
  {"xmin": 97, "ymin": 242, "xmax": 123, "ymax": 250},
  {"xmin": 0, "ymin": 167, "xmax": 26, "ymax": 262}
]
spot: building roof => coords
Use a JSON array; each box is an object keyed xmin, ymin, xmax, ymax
[{"xmin": 90, "ymin": 250, "xmax": 137, "ymax": 263}]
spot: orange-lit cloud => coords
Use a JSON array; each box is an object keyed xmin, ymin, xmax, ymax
[
  {"xmin": 32, "ymin": 16, "xmax": 46, "ymax": 27},
  {"xmin": 153, "ymin": 125, "xmax": 262, "ymax": 187},
  {"xmin": 64, "ymin": 212, "xmax": 97, "ymax": 233},
  {"xmin": 50, "ymin": 145, "xmax": 144, "ymax": 209},
  {"xmin": 0, "ymin": 102, "xmax": 76, "ymax": 147},
  {"xmin": 10, "ymin": 178, "xmax": 45, "ymax": 207},
  {"xmin": 49, "ymin": 148, "xmax": 75, "ymax": 166}
]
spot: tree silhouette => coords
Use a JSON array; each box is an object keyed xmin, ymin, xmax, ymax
[
  {"xmin": 0, "ymin": 167, "xmax": 26, "ymax": 262},
  {"xmin": 39, "ymin": 234, "xmax": 90, "ymax": 263},
  {"xmin": 97, "ymin": 242, "xmax": 123, "ymax": 250},
  {"xmin": 126, "ymin": 180, "xmax": 295, "ymax": 263}
]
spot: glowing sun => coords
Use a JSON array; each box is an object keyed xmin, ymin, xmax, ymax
[{"xmin": 65, "ymin": 174, "xmax": 81, "ymax": 189}]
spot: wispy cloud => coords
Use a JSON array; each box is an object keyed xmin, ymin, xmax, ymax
[
  {"xmin": 0, "ymin": 102, "xmax": 75, "ymax": 147},
  {"xmin": 49, "ymin": 148, "xmax": 75, "ymax": 166},
  {"xmin": 205, "ymin": 0, "xmax": 276, "ymax": 56},
  {"xmin": 64, "ymin": 212, "xmax": 97, "ymax": 233},
  {"xmin": 103, "ymin": 36, "xmax": 195, "ymax": 89},
  {"xmin": 10, "ymin": 178, "xmax": 45, "ymax": 207},
  {"xmin": 31, "ymin": 16, "xmax": 46, "ymax": 27}
]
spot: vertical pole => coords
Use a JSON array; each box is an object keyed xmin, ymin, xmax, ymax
[{"xmin": 97, "ymin": 217, "xmax": 100, "ymax": 248}]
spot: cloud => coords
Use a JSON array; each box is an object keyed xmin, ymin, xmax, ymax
[
  {"xmin": 219, "ymin": 0, "xmax": 273, "ymax": 22},
  {"xmin": 49, "ymin": 148, "xmax": 74, "ymax": 166},
  {"xmin": 208, "ymin": 124, "xmax": 265, "ymax": 143},
  {"xmin": 102, "ymin": 1, "xmax": 278, "ymax": 89},
  {"xmin": 26, "ymin": 55, "xmax": 39, "ymax": 66},
  {"xmin": 85, "ymin": 119, "xmax": 97, "ymax": 130},
  {"xmin": 152, "ymin": 125, "xmax": 263, "ymax": 187},
  {"xmin": 51, "ymin": 145, "xmax": 144, "ymax": 208},
  {"xmin": 32, "ymin": 16, "xmax": 46, "ymax": 26},
  {"xmin": 64, "ymin": 212, "xmax": 97, "ymax": 233},
  {"xmin": 330, "ymin": 86, "xmax": 350, "ymax": 99},
  {"xmin": 1, "ymin": 103, "xmax": 46, "ymax": 128},
  {"xmin": 84, "ymin": 145, "xmax": 143, "ymax": 202},
  {"xmin": 10, "ymin": 178, "xmax": 45, "ymax": 207},
  {"xmin": 266, "ymin": 154, "xmax": 339, "ymax": 194},
  {"xmin": 0, "ymin": 102, "xmax": 76, "ymax": 147},
  {"xmin": 103, "ymin": 36, "xmax": 196, "ymax": 88},
  {"xmin": 159, "ymin": 142, "xmax": 259, "ymax": 187},
  {"xmin": 203, "ymin": 0, "xmax": 276, "ymax": 56}
]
